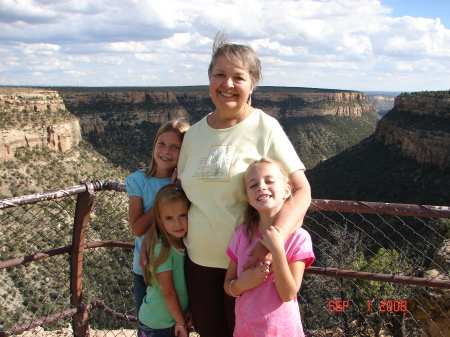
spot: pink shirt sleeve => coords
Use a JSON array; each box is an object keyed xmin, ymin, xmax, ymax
[{"xmin": 286, "ymin": 228, "xmax": 315, "ymax": 268}]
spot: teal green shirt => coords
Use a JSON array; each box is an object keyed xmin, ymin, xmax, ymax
[{"xmin": 139, "ymin": 243, "xmax": 188, "ymax": 328}]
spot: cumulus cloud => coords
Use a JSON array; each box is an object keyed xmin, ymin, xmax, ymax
[{"xmin": 0, "ymin": 0, "xmax": 449, "ymax": 91}]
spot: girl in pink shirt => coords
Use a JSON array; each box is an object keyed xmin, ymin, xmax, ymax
[{"xmin": 224, "ymin": 158, "xmax": 315, "ymax": 337}]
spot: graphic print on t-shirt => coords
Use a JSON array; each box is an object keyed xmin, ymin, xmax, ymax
[{"xmin": 203, "ymin": 145, "xmax": 237, "ymax": 182}]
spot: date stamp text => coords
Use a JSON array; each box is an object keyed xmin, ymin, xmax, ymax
[{"xmin": 328, "ymin": 300, "xmax": 408, "ymax": 312}]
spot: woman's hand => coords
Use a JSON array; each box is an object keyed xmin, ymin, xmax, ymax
[
  {"xmin": 184, "ymin": 309, "xmax": 193, "ymax": 328},
  {"xmin": 242, "ymin": 241, "xmax": 271, "ymax": 271}
]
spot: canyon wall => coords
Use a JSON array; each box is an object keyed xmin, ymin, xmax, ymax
[
  {"xmin": 375, "ymin": 93, "xmax": 450, "ymax": 169},
  {"xmin": 57, "ymin": 89, "xmax": 190, "ymax": 134},
  {"xmin": 4, "ymin": 87, "xmax": 449, "ymax": 171},
  {"xmin": 0, "ymin": 88, "xmax": 82, "ymax": 162},
  {"xmin": 55, "ymin": 86, "xmax": 376, "ymax": 134}
]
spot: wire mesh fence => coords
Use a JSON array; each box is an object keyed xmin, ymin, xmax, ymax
[{"xmin": 0, "ymin": 180, "xmax": 449, "ymax": 337}]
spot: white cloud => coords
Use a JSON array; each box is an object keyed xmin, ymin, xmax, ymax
[{"xmin": 0, "ymin": 0, "xmax": 449, "ymax": 91}]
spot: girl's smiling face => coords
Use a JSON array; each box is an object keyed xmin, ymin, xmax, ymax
[
  {"xmin": 153, "ymin": 131, "xmax": 182, "ymax": 177},
  {"xmin": 159, "ymin": 200, "xmax": 189, "ymax": 246},
  {"xmin": 245, "ymin": 162, "xmax": 291, "ymax": 217},
  {"xmin": 209, "ymin": 54, "xmax": 253, "ymax": 115}
]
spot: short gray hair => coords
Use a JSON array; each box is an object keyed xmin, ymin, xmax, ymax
[{"xmin": 208, "ymin": 31, "xmax": 262, "ymax": 89}]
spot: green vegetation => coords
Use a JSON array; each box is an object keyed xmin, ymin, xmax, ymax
[
  {"xmin": 0, "ymin": 107, "xmax": 74, "ymax": 128},
  {"xmin": 306, "ymin": 136, "xmax": 450, "ymax": 206},
  {"xmin": 0, "ymin": 141, "xmax": 128, "ymax": 199},
  {"xmin": 383, "ymin": 108, "xmax": 450, "ymax": 133},
  {"xmin": 400, "ymin": 90, "xmax": 450, "ymax": 99},
  {"xmin": 281, "ymin": 111, "xmax": 380, "ymax": 169}
]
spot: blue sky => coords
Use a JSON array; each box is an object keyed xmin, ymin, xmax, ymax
[
  {"xmin": 383, "ymin": 0, "xmax": 450, "ymax": 27},
  {"xmin": 1, "ymin": 0, "xmax": 449, "ymax": 92}
]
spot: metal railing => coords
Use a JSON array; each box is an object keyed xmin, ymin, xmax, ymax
[{"xmin": 1, "ymin": 180, "xmax": 449, "ymax": 337}]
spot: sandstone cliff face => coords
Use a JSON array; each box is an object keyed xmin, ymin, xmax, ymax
[
  {"xmin": 253, "ymin": 88, "xmax": 374, "ymax": 118},
  {"xmin": 58, "ymin": 89, "xmax": 190, "ymax": 134},
  {"xmin": 375, "ymin": 93, "xmax": 450, "ymax": 168},
  {"xmin": 0, "ymin": 88, "xmax": 82, "ymax": 161},
  {"xmin": 367, "ymin": 94, "xmax": 396, "ymax": 116},
  {"xmin": 407, "ymin": 239, "xmax": 450, "ymax": 337},
  {"xmin": 58, "ymin": 87, "xmax": 375, "ymax": 135},
  {"xmin": 0, "ymin": 88, "xmax": 66, "ymax": 114},
  {"xmin": 394, "ymin": 94, "xmax": 450, "ymax": 117}
]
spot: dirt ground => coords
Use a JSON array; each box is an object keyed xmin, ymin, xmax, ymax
[{"xmin": 21, "ymin": 327, "xmax": 199, "ymax": 337}]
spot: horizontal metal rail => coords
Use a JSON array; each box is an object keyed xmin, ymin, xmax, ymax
[
  {"xmin": 0, "ymin": 307, "xmax": 78, "ymax": 337},
  {"xmin": 0, "ymin": 301, "xmax": 137, "ymax": 337},
  {"xmin": 310, "ymin": 199, "xmax": 450, "ymax": 218},
  {"xmin": 0, "ymin": 241, "xmax": 133, "ymax": 270},
  {"xmin": 1, "ymin": 180, "xmax": 449, "ymax": 218},
  {"xmin": 0, "ymin": 180, "xmax": 125, "ymax": 210},
  {"xmin": 306, "ymin": 266, "xmax": 450, "ymax": 289}
]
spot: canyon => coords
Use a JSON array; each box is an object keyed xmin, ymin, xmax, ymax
[
  {"xmin": 375, "ymin": 92, "xmax": 450, "ymax": 169},
  {"xmin": 1, "ymin": 87, "xmax": 449, "ymax": 173}
]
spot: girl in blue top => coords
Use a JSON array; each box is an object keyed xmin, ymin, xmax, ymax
[
  {"xmin": 139, "ymin": 184, "xmax": 191, "ymax": 337},
  {"xmin": 125, "ymin": 120, "xmax": 190, "ymax": 334}
]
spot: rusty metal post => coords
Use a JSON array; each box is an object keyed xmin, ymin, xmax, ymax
[{"xmin": 70, "ymin": 181, "xmax": 95, "ymax": 337}]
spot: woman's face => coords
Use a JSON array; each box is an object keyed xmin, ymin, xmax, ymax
[{"xmin": 209, "ymin": 54, "xmax": 253, "ymax": 115}]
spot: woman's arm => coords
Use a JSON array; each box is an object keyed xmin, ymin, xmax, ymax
[
  {"xmin": 276, "ymin": 169, "xmax": 311, "ymax": 236},
  {"xmin": 242, "ymin": 170, "xmax": 311, "ymax": 270},
  {"xmin": 158, "ymin": 271, "xmax": 188, "ymax": 337},
  {"xmin": 128, "ymin": 196, "xmax": 154, "ymax": 237},
  {"xmin": 260, "ymin": 226, "xmax": 306, "ymax": 302}
]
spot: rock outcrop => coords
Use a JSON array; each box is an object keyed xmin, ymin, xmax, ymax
[
  {"xmin": 407, "ymin": 239, "xmax": 450, "ymax": 337},
  {"xmin": 55, "ymin": 86, "xmax": 376, "ymax": 135},
  {"xmin": 375, "ymin": 92, "xmax": 450, "ymax": 169},
  {"xmin": 367, "ymin": 94, "xmax": 397, "ymax": 116},
  {"xmin": 0, "ymin": 88, "xmax": 82, "ymax": 161},
  {"xmin": 253, "ymin": 87, "xmax": 375, "ymax": 118},
  {"xmin": 57, "ymin": 89, "xmax": 190, "ymax": 134}
]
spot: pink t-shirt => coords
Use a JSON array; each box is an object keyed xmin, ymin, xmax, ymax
[{"xmin": 226, "ymin": 225, "xmax": 315, "ymax": 337}]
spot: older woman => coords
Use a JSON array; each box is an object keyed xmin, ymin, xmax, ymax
[{"xmin": 177, "ymin": 32, "xmax": 311, "ymax": 337}]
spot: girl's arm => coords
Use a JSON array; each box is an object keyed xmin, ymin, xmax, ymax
[
  {"xmin": 242, "ymin": 170, "xmax": 311, "ymax": 270},
  {"xmin": 128, "ymin": 196, "xmax": 154, "ymax": 237},
  {"xmin": 158, "ymin": 271, "xmax": 188, "ymax": 337},
  {"xmin": 224, "ymin": 260, "xmax": 270, "ymax": 297},
  {"xmin": 260, "ymin": 226, "xmax": 306, "ymax": 302}
]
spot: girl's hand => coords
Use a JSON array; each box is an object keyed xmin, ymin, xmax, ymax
[
  {"xmin": 175, "ymin": 324, "xmax": 188, "ymax": 337},
  {"xmin": 238, "ymin": 262, "xmax": 270, "ymax": 290},
  {"xmin": 260, "ymin": 226, "xmax": 285, "ymax": 254},
  {"xmin": 171, "ymin": 167, "xmax": 179, "ymax": 184},
  {"xmin": 184, "ymin": 309, "xmax": 193, "ymax": 328}
]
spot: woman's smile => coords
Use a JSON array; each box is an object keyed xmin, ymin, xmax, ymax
[{"xmin": 209, "ymin": 54, "xmax": 253, "ymax": 115}]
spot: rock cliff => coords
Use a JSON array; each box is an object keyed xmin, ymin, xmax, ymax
[
  {"xmin": 366, "ymin": 94, "xmax": 397, "ymax": 116},
  {"xmin": 57, "ymin": 88, "xmax": 190, "ymax": 134},
  {"xmin": 55, "ymin": 86, "xmax": 375, "ymax": 134},
  {"xmin": 407, "ymin": 239, "xmax": 450, "ymax": 337},
  {"xmin": 0, "ymin": 88, "xmax": 82, "ymax": 162},
  {"xmin": 253, "ymin": 87, "xmax": 375, "ymax": 118},
  {"xmin": 375, "ymin": 92, "xmax": 450, "ymax": 169}
]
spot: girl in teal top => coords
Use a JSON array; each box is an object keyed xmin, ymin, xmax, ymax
[
  {"xmin": 126, "ymin": 119, "xmax": 189, "ymax": 335},
  {"xmin": 139, "ymin": 184, "xmax": 192, "ymax": 337}
]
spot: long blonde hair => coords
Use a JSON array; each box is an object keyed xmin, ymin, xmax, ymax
[
  {"xmin": 145, "ymin": 119, "xmax": 190, "ymax": 177},
  {"xmin": 243, "ymin": 158, "xmax": 291, "ymax": 245},
  {"xmin": 143, "ymin": 184, "xmax": 190, "ymax": 287}
]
